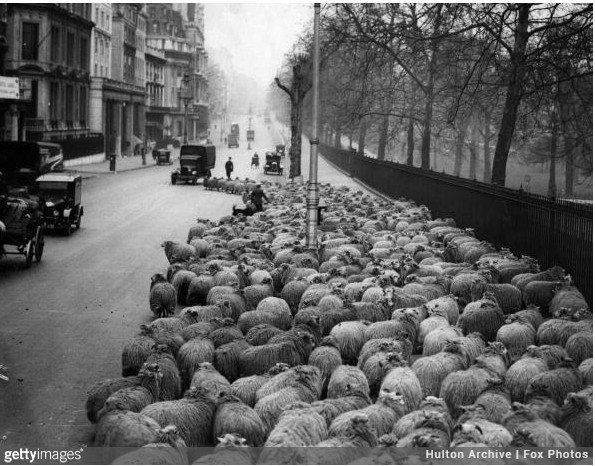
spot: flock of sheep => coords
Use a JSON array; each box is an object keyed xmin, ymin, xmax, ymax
[{"xmin": 85, "ymin": 179, "xmax": 593, "ymax": 464}]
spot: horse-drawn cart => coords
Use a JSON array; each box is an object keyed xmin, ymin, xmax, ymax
[{"xmin": 1, "ymin": 195, "xmax": 44, "ymax": 267}]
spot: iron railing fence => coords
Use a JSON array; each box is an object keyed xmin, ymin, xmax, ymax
[{"xmin": 319, "ymin": 144, "xmax": 593, "ymax": 305}]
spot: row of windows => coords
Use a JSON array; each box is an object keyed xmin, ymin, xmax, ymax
[
  {"xmin": 94, "ymin": 6, "xmax": 111, "ymax": 33},
  {"xmin": 24, "ymin": 23, "xmax": 88, "ymax": 71},
  {"xmin": 49, "ymin": 81, "xmax": 88, "ymax": 122}
]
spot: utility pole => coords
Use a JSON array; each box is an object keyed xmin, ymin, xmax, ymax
[{"xmin": 306, "ymin": 3, "xmax": 321, "ymax": 249}]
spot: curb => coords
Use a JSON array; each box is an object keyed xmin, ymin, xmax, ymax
[{"xmin": 72, "ymin": 162, "xmax": 157, "ymax": 176}]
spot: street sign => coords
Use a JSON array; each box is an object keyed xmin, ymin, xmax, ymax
[{"xmin": 0, "ymin": 77, "xmax": 19, "ymax": 99}]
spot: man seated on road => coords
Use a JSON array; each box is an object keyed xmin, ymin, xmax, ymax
[{"xmin": 232, "ymin": 201, "xmax": 257, "ymax": 217}]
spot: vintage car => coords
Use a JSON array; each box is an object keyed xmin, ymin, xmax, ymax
[
  {"xmin": 264, "ymin": 153, "xmax": 283, "ymax": 176},
  {"xmin": 276, "ymin": 144, "xmax": 286, "ymax": 157},
  {"xmin": 36, "ymin": 172, "xmax": 83, "ymax": 235},
  {"xmin": 171, "ymin": 144, "xmax": 216, "ymax": 185},
  {"xmin": 154, "ymin": 149, "xmax": 173, "ymax": 165}
]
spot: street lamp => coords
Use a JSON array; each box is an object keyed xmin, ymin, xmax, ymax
[
  {"xmin": 306, "ymin": 3, "xmax": 321, "ymax": 249},
  {"xmin": 180, "ymin": 72, "xmax": 193, "ymax": 144}
]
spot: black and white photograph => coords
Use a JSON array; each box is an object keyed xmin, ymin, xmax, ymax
[{"xmin": 0, "ymin": 2, "xmax": 592, "ymax": 464}]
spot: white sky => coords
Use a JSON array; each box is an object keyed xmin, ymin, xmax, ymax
[{"xmin": 204, "ymin": 3, "xmax": 313, "ymax": 85}]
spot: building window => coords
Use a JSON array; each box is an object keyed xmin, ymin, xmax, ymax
[
  {"xmin": 79, "ymin": 86, "xmax": 87, "ymax": 125},
  {"xmin": 65, "ymin": 84, "xmax": 74, "ymax": 123},
  {"xmin": 51, "ymin": 27, "xmax": 60, "ymax": 63},
  {"xmin": 80, "ymin": 37, "xmax": 88, "ymax": 70},
  {"xmin": 50, "ymin": 82, "xmax": 59, "ymax": 120},
  {"xmin": 22, "ymin": 22, "xmax": 38, "ymax": 60},
  {"xmin": 66, "ymin": 32, "xmax": 75, "ymax": 66}
]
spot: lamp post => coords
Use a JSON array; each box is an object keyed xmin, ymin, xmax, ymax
[
  {"xmin": 306, "ymin": 3, "xmax": 321, "ymax": 249},
  {"xmin": 180, "ymin": 72, "xmax": 193, "ymax": 144}
]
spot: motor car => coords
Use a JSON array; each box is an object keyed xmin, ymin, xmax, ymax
[
  {"xmin": 264, "ymin": 153, "xmax": 283, "ymax": 176},
  {"xmin": 171, "ymin": 144, "xmax": 216, "ymax": 185},
  {"xmin": 36, "ymin": 172, "xmax": 83, "ymax": 235},
  {"xmin": 276, "ymin": 144, "xmax": 286, "ymax": 157},
  {"xmin": 0, "ymin": 141, "xmax": 64, "ymax": 189},
  {"xmin": 155, "ymin": 149, "xmax": 173, "ymax": 165}
]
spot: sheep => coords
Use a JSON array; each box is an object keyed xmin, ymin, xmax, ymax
[
  {"xmin": 439, "ymin": 365, "xmax": 498, "ymax": 419},
  {"xmin": 280, "ymin": 278, "xmax": 310, "ymax": 314},
  {"xmin": 144, "ymin": 344, "xmax": 182, "ymax": 401},
  {"xmin": 97, "ymin": 363, "xmax": 163, "ymax": 419},
  {"xmin": 524, "ymin": 344, "xmax": 569, "ymax": 370},
  {"xmin": 505, "ymin": 354, "xmax": 549, "ymax": 403},
  {"xmin": 512, "ymin": 305, "xmax": 543, "ymax": 331},
  {"xmin": 109, "ymin": 425, "xmax": 188, "ymax": 465},
  {"xmin": 161, "ymin": 240, "xmax": 195, "ymax": 264},
  {"xmin": 522, "ymin": 280, "xmax": 562, "ymax": 313},
  {"xmin": 565, "ymin": 331, "xmax": 593, "ymax": 365},
  {"xmin": 238, "ymin": 331, "xmax": 316, "ymax": 376},
  {"xmin": 307, "ymin": 336, "xmax": 343, "ymax": 392},
  {"xmin": 261, "ymin": 403, "xmax": 327, "ymax": 455},
  {"xmin": 179, "ymin": 321, "xmax": 215, "ymax": 341},
  {"xmin": 189, "ymin": 362, "xmax": 231, "ymax": 397},
  {"xmin": 422, "ymin": 326, "xmax": 464, "ymax": 356},
  {"xmin": 186, "ymin": 274, "xmax": 215, "ymax": 306},
  {"xmin": 425, "ymin": 295, "xmax": 459, "ymax": 325},
  {"xmin": 559, "ymin": 388, "xmax": 593, "ymax": 447},
  {"xmin": 121, "ymin": 327, "xmax": 156, "ymax": 377},
  {"xmin": 237, "ymin": 306, "xmax": 292, "ymax": 334},
  {"xmin": 378, "ymin": 363, "xmax": 423, "ymax": 414},
  {"xmin": 578, "ymin": 358, "xmax": 593, "ymax": 386},
  {"xmin": 140, "ymin": 386, "xmax": 219, "ymax": 447},
  {"xmin": 469, "ymin": 280, "xmax": 522, "ymax": 314},
  {"xmin": 212, "ymin": 394, "xmax": 266, "ymax": 447},
  {"xmin": 245, "ymin": 323, "xmax": 284, "ymax": 346},
  {"xmin": 327, "ymin": 365, "xmax": 369, "ymax": 400},
  {"xmin": 171, "ymin": 270, "xmax": 197, "ymax": 306},
  {"xmin": 86, "ymin": 376, "xmax": 142, "ymax": 424},
  {"xmin": 357, "ymin": 337, "xmax": 413, "ymax": 369},
  {"xmin": 94, "ymin": 406, "xmax": 161, "ymax": 447},
  {"xmin": 207, "ymin": 319, "xmax": 243, "ymax": 348},
  {"xmin": 328, "ymin": 391, "xmax": 406, "ymax": 438},
  {"xmin": 451, "ymin": 417, "xmax": 512, "ymax": 447},
  {"xmin": 524, "ymin": 359, "xmax": 583, "ymax": 406},
  {"xmin": 457, "ymin": 294, "xmax": 505, "ymax": 342},
  {"xmin": 496, "ymin": 314, "xmax": 536, "ymax": 361},
  {"xmin": 176, "ymin": 337, "xmax": 215, "ymax": 391},
  {"xmin": 392, "ymin": 397, "xmax": 452, "ymax": 439},
  {"xmin": 510, "ymin": 420, "xmax": 576, "ymax": 447},
  {"xmin": 329, "ymin": 321, "xmax": 369, "ymax": 365},
  {"xmin": 412, "ymin": 352, "xmax": 467, "ymax": 398},
  {"xmin": 549, "ymin": 285, "xmax": 589, "ymax": 316},
  {"xmin": 213, "ymin": 339, "xmax": 252, "ymax": 383},
  {"xmin": 309, "ymin": 389, "xmax": 372, "ymax": 427},
  {"xmin": 149, "ymin": 273, "xmax": 177, "ymax": 318},
  {"xmin": 512, "ymin": 265, "xmax": 566, "ymax": 291}
]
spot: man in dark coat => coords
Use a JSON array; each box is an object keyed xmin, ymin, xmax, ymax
[
  {"xmin": 225, "ymin": 157, "xmax": 234, "ymax": 180},
  {"xmin": 250, "ymin": 184, "xmax": 269, "ymax": 212}
]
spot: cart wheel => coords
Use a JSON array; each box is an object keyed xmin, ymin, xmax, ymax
[
  {"xmin": 24, "ymin": 239, "xmax": 34, "ymax": 268},
  {"xmin": 35, "ymin": 226, "xmax": 44, "ymax": 262}
]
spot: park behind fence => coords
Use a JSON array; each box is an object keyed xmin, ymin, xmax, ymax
[{"xmin": 319, "ymin": 144, "xmax": 593, "ymax": 305}]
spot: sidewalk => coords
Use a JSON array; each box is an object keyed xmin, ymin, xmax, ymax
[{"xmin": 69, "ymin": 154, "xmax": 163, "ymax": 176}]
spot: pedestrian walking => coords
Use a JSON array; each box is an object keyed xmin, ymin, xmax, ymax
[
  {"xmin": 251, "ymin": 153, "xmax": 260, "ymax": 169},
  {"xmin": 250, "ymin": 184, "xmax": 269, "ymax": 212},
  {"xmin": 225, "ymin": 157, "xmax": 234, "ymax": 180}
]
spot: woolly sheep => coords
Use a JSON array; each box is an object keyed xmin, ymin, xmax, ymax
[
  {"xmin": 422, "ymin": 326, "xmax": 464, "ymax": 356},
  {"xmin": 121, "ymin": 328, "xmax": 156, "ymax": 377},
  {"xmin": 213, "ymin": 394, "xmax": 266, "ymax": 447},
  {"xmin": 171, "ymin": 270, "xmax": 197, "ymax": 306},
  {"xmin": 524, "ymin": 360, "xmax": 583, "ymax": 406},
  {"xmin": 559, "ymin": 389, "xmax": 593, "ymax": 447},
  {"xmin": 149, "ymin": 273, "xmax": 177, "ymax": 318},
  {"xmin": 505, "ymin": 355, "xmax": 549, "ymax": 403},
  {"xmin": 564, "ymin": 331, "xmax": 593, "ymax": 365},
  {"xmin": 327, "ymin": 365, "xmax": 369, "ymax": 400},
  {"xmin": 162, "ymin": 240, "xmax": 196, "ymax": 264},
  {"xmin": 213, "ymin": 339, "xmax": 252, "ymax": 383},
  {"xmin": 140, "ymin": 386, "xmax": 218, "ymax": 447},
  {"xmin": 412, "ymin": 352, "xmax": 467, "ymax": 398},
  {"xmin": 144, "ymin": 345, "xmax": 182, "ymax": 402},
  {"xmin": 496, "ymin": 315, "xmax": 536, "ymax": 361},
  {"xmin": 329, "ymin": 321, "xmax": 369, "ymax": 365},
  {"xmin": 176, "ymin": 338, "xmax": 215, "ymax": 391},
  {"xmin": 189, "ymin": 362, "xmax": 231, "ymax": 397},
  {"xmin": 379, "ymin": 365, "xmax": 423, "ymax": 414},
  {"xmin": 578, "ymin": 358, "xmax": 593, "ymax": 386},
  {"xmin": 94, "ymin": 408, "xmax": 161, "ymax": 447},
  {"xmin": 457, "ymin": 295, "xmax": 505, "ymax": 342}
]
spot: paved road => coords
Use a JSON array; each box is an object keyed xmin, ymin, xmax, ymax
[{"xmin": 0, "ymin": 116, "xmax": 288, "ymax": 448}]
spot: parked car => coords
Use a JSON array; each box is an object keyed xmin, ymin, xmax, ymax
[
  {"xmin": 36, "ymin": 172, "xmax": 83, "ymax": 235},
  {"xmin": 171, "ymin": 144, "xmax": 216, "ymax": 185},
  {"xmin": 276, "ymin": 144, "xmax": 286, "ymax": 157},
  {"xmin": 0, "ymin": 141, "xmax": 64, "ymax": 189}
]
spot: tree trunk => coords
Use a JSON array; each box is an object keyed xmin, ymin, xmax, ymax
[
  {"xmin": 469, "ymin": 123, "xmax": 478, "ymax": 180},
  {"xmin": 483, "ymin": 112, "xmax": 492, "ymax": 182},
  {"xmin": 454, "ymin": 116, "xmax": 469, "ymax": 177},
  {"xmin": 334, "ymin": 127, "xmax": 341, "ymax": 148},
  {"xmin": 491, "ymin": 4, "xmax": 531, "ymax": 186},
  {"xmin": 548, "ymin": 111, "xmax": 558, "ymax": 198},
  {"xmin": 358, "ymin": 117, "xmax": 368, "ymax": 155},
  {"xmin": 420, "ymin": 4, "xmax": 443, "ymax": 170},
  {"xmin": 406, "ymin": 118, "xmax": 415, "ymax": 166},
  {"xmin": 564, "ymin": 133, "xmax": 574, "ymax": 196},
  {"xmin": 377, "ymin": 114, "xmax": 389, "ymax": 161},
  {"xmin": 289, "ymin": 90, "xmax": 303, "ymax": 179}
]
